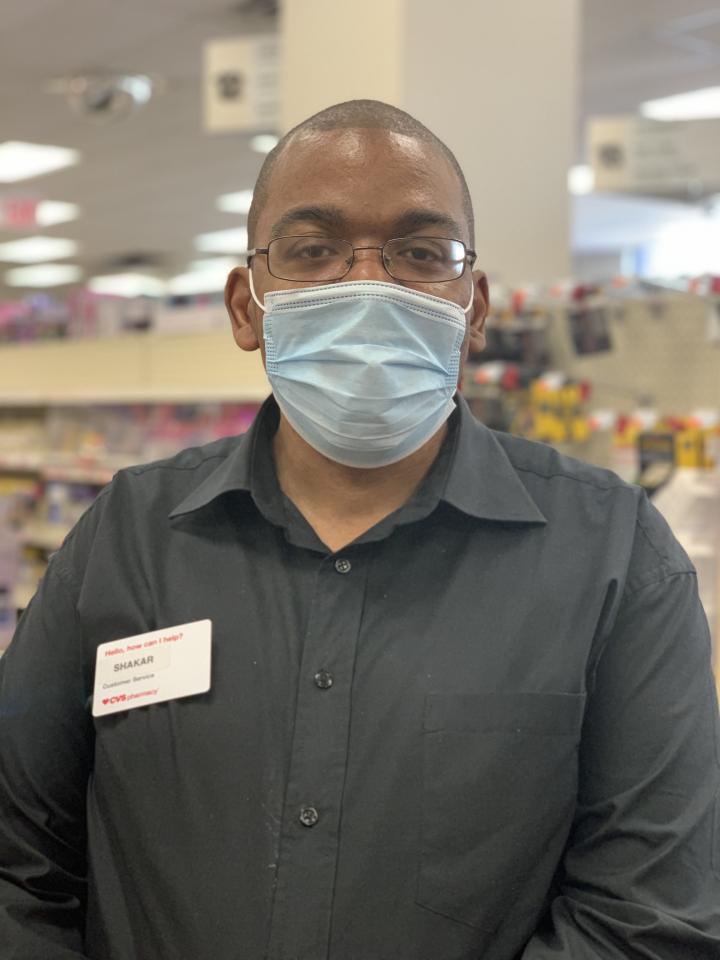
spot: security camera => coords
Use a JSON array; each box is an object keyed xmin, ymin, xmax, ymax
[{"xmin": 48, "ymin": 73, "xmax": 155, "ymax": 122}]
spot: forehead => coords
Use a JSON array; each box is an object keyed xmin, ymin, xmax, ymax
[{"xmin": 256, "ymin": 128, "xmax": 468, "ymax": 243}]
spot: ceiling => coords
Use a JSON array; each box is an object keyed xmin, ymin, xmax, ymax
[
  {"xmin": 0, "ymin": 0, "xmax": 276, "ymax": 297},
  {"xmin": 583, "ymin": 0, "xmax": 720, "ymax": 116},
  {"xmin": 0, "ymin": 0, "xmax": 719, "ymax": 299}
]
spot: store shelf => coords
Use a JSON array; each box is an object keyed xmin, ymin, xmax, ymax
[
  {"xmin": 0, "ymin": 330, "xmax": 270, "ymax": 404},
  {"xmin": 0, "ymin": 453, "xmax": 134, "ymax": 485},
  {"xmin": 0, "ymin": 388, "xmax": 270, "ymax": 406},
  {"xmin": 42, "ymin": 464, "xmax": 116, "ymax": 485},
  {"xmin": 18, "ymin": 522, "xmax": 71, "ymax": 552},
  {"xmin": 13, "ymin": 586, "xmax": 36, "ymax": 612},
  {"xmin": 0, "ymin": 453, "xmax": 43, "ymax": 473}
]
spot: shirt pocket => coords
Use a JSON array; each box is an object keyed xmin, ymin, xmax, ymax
[{"xmin": 416, "ymin": 691, "xmax": 586, "ymax": 932}]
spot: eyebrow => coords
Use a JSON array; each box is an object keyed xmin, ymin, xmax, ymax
[
  {"xmin": 391, "ymin": 209, "xmax": 465, "ymax": 239},
  {"xmin": 269, "ymin": 206, "xmax": 466, "ymax": 241},
  {"xmin": 270, "ymin": 206, "xmax": 346, "ymax": 238}
]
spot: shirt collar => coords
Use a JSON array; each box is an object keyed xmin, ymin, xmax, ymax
[
  {"xmin": 168, "ymin": 396, "xmax": 271, "ymax": 520},
  {"xmin": 169, "ymin": 394, "xmax": 547, "ymax": 526},
  {"xmin": 443, "ymin": 395, "xmax": 547, "ymax": 524}
]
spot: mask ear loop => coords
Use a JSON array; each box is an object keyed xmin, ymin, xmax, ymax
[
  {"xmin": 248, "ymin": 269, "xmax": 266, "ymax": 312},
  {"xmin": 463, "ymin": 280, "xmax": 475, "ymax": 314}
]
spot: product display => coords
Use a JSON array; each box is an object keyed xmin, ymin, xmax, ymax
[
  {"xmin": 0, "ymin": 401, "xmax": 261, "ymax": 632},
  {"xmin": 0, "ymin": 288, "xmax": 238, "ymax": 343}
]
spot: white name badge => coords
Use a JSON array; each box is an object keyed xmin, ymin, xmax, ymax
[{"xmin": 92, "ymin": 619, "xmax": 212, "ymax": 717}]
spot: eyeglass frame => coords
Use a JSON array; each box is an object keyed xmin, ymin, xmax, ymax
[{"xmin": 246, "ymin": 235, "xmax": 478, "ymax": 284}]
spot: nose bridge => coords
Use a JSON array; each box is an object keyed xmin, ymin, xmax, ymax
[{"xmin": 346, "ymin": 245, "xmax": 392, "ymax": 282}]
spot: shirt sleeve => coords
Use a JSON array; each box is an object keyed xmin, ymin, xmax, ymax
[
  {"xmin": 521, "ymin": 503, "xmax": 720, "ymax": 957},
  {"xmin": 0, "ymin": 559, "xmax": 92, "ymax": 959}
]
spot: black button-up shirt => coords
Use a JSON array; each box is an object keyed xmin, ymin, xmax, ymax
[{"xmin": 1, "ymin": 396, "xmax": 719, "ymax": 960}]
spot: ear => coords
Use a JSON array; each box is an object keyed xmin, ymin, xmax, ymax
[
  {"xmin": 468, "ymin": 269, "xmax": 489, "ymax": 354},
  {"xmin": 225, "ymin": 266, "xmax": 261, "ymax": 352}
]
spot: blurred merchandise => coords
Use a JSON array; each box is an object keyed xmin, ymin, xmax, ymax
[
  {"xmin": 0, "ymin": 290, "xmax": 229, "ymax": 343},
  {"xmin": 0, "ymin": 477, "xmax": 36, "ymax": 646},
  {"xmin": 526, "ymin": 375, "xmax": 593, "ymax": 445},
  {"xmin": 0, "ymin": 400, "xmax": 260, "ymax": 642}
]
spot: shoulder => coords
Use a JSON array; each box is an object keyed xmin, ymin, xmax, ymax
[
  {"xmin": 52, "ymin": 435, "xmax": 245, "ymax": 583},
  {"xmin": 491, "ymin": 428, "xmax": 693, "ymax": 585},
  {"xmin": 87, "ymin": 435, "xmax": 242, "ymax": 521},
  {"xmin": 492, "ymin": 428, "xmax": 630, "ymax": 494},
  {"xmin": 122, "ymin": 434, "xmax": 241, "ymax": 481}
]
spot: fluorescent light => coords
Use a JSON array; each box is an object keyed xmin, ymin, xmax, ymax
[
  {"xmin": 0, "ymin": 236, "xmax": 78, "ymax": 263},
  {"xmin": 644, "ymin": 215, "xmax": 720, "ymax": 276},
  {"xmin": 641, "ymin": 86, "xmax": 720, "ymax": 121},
  {"xmin": 216, "ymin": 189, "xmax": 254, "ymax": 214},
  {"xmin": 194, "ymin": 227, "xmax": 248, "ymax": 254},
  {"xmin": 167, "ymin": 272, "xmax": 227, "ymax": 295},
  {"xmin": 167, "ymin": 257, "xmax": 236, "ymax": 295},
  {"xmin": 568, "ymin": 165, "xmax": 595, "ymax": 195},
  {"xmin": 5, "ymin": 264, "xmax": 82, "ymax": 287},
  {"xmin": 250, "ymin": 134, "xmax": 279, "ymax": 154},
  {"xmin": 35, "ymin": 201, "xmax": 80, "ymax": 226},
  {"xmin": 0, "ymin": 141, "xmax": 80, "ymax": 183},
  {"xmin": 189, "ymin": 257, "xmax": 238, "ymax": 273},
  {"xmin": 88, "ymin": 273, "xmax": 167, "ymax": 298}
]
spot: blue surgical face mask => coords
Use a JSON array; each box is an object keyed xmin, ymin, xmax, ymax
[{"xmin": 249, "ymin": 273, "xmax": 474, "ymax": 468}]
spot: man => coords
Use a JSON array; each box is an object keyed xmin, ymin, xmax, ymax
[{"xmin": 0, "ymin": 99, "xmax": 718, "ymax": 959}]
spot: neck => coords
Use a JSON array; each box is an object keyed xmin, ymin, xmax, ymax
[{"xmin": 272, "ymin": 414, "xmax": 448, "ymax": 552}]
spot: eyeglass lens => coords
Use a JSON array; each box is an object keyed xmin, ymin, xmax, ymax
[{"xmin": 267, "ymin": 236, "xmax": 467, "ymax": 283}]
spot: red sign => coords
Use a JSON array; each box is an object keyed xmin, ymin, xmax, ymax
[{"xmin": 0, "ymin": 196, "xmax": 38, "ymax": 229}]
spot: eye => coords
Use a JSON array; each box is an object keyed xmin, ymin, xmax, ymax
[
  {"xmin": 298, "ymin": 243, "xmax": 337, "ymax": 259},
  {"xmin": 285, "ymin": 238, "xmax": 345, "ymax": 260},
  {"xmin": 393, "ymin": 240, "xmax": 445, "ymax": 262}
]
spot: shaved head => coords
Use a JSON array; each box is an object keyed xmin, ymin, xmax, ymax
[{"xmin": 247, "ymin": 99, "xmax": 474, "ymax": 246}]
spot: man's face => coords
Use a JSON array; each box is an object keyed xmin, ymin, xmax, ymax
[{"xmin": 227, "ymin": 127, "xmax": 488, "ymax": 363}]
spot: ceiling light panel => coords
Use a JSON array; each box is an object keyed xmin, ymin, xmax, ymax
[
  {"xmin": 35, "ymin": 201, "xmax": 81, "ymax": 227},
  {"xmin": 168, "ymin": 257, "xmax": 237, "ymax": 295},
  {"xmin": 167, "ymin": 271, "xmax": 228, "ymax": 296},
  {"xmin": 0, "ymin": 142, "xmax": 80, "ymax": 183},
  {"xmin": 641, "ymin": 86, "xmax": 720, "ymax": 122},
  {"xmin": 250, "ymin": 134, "xmax": 279, "ymax": 154},
  {"xmin": 189, "ymin": 257, "xmax": 238, "ymax": 273},
  {"xmin": 194, "ymin": 227, "xmax": 248, "ymax": 254},
  {"xmin": 88, "ymin": 273, "xmax": 167, "ymax": 298},
  {"xmin": 5, "ymin": 264, "xmax": 82, "ymax": 287},
  {"xmin": 216, "ymin": 190, "xmax": 254, "ymax": 214},
  {"xmin": 0, "ymin": 236, "xmax": 78, "ymax": 263}
]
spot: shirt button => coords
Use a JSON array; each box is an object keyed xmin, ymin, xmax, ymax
[
  {"xmin": 334, "ymin": 558, "xmax": 352, "ymax": 574},
  {"xmin": 314, "ymin": 669, "xmax": 334, "ymax": 689},
  {"xmin": 299, "ymin": 806, "xmax": 319, "ymax": 827}
]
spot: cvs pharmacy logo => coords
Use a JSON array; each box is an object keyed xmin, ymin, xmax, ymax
[{"xmin": 102, "ymin": 694, "xmax": 127, "ymax": 706}]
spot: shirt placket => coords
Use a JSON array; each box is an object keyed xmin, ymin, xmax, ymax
[{"xmin": 267, "ymin": 549, "xmax": 369, "ymax": 960}]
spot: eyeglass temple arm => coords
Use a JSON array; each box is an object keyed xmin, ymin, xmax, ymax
[{"xmin": 246, "ymin": 248, "xmax": 268, "ymax": 266}]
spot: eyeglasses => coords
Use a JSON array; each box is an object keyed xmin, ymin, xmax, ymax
[{"xmin": 246, "ymin": 236, "xmax": 476, "ymax": 283}]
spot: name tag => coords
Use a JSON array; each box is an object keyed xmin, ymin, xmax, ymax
[{"xmin": 92, "ymin": 620, "xmax": 212, "ymax": 717}]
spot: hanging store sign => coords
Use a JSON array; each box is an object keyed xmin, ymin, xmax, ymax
[
  {"xmin": 203, "ymin": 35, "xmax": 280, "ymax": 133},
  {"xmin": 588, "ymin": 115, "xmax": 720, "ymax": 197},
  {"xmin": 0, "ymin": 195, "xmax": 38, "ymax": 229}
]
